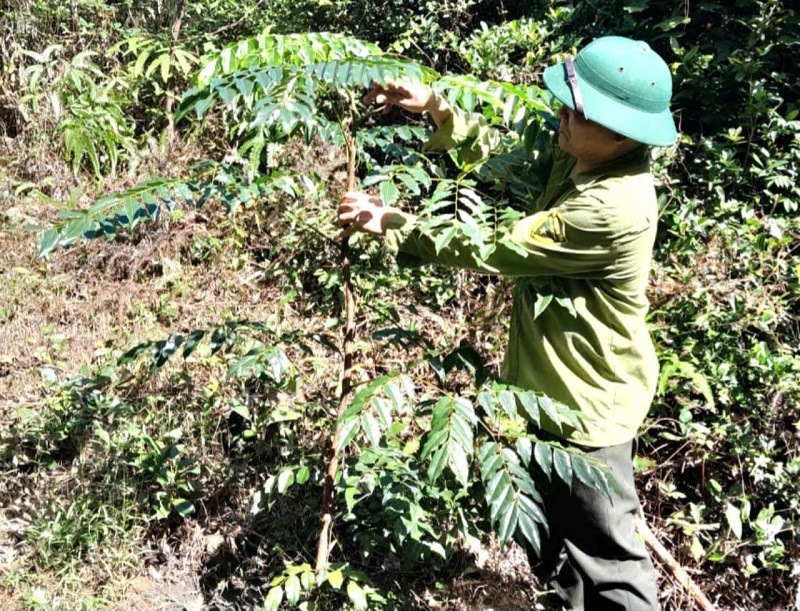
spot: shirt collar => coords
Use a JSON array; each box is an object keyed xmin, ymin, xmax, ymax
[{"xmin": 567, "ymin": 146, "xmax": 651, "ymax": 192}]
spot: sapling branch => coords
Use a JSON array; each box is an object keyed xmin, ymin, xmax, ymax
[{"xmin": 315, "ymin": 91, "xmax": 359, "ymax": 572}]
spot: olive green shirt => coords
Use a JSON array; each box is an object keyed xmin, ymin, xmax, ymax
[{"xmin": 384, "ymin": 111, "xmax": 659, "ymax": 447}]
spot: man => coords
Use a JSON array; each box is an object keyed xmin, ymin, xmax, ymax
[{"xmin": 338, "ymin": 36, "xmax": 677, "ymax": 610}]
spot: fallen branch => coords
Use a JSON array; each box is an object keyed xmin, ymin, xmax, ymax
[{"xmin": 636, "ymin": 515, "xmax": 717, "ymax": 611}]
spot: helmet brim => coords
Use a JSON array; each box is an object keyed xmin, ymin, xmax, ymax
[{"xmin": 543, "ymin": 62, "xmax": 678, "ymax": 147}]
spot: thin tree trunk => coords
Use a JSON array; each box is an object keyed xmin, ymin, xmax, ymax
[
  {"xmin": 71, "ymin": 0, "xmax": 79, "ymax": 34},
  {"xmin": 315, "ymin": 106, "xmax": 358, "ymax": 572},
  {"xmin": 164, "ymin": 0, "xmax": 185, "ymax": 145}
]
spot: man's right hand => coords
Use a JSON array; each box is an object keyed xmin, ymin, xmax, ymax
[{"xmin": 363, "ymin": 80, "xmax": 453, "ymax": 128}]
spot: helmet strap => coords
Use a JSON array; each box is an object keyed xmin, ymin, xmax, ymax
[{"xmin": 565, "ymin": 57, "xmax": 585, "ymax": 117}]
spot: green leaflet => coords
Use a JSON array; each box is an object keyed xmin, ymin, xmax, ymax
[
  {"xmin": 227, "ymin": 346, "xmax": 292, "ymax": 383},
  {"xmin": 533, "ymin": 442, "xmax": 553, "ymax": 481},
  {"xmin": 38, "ymin": 228, "xmax": 60, "ymax": 258},
  {"xmin": 552, "ymin": 448, "xmax": 573, "ymax": 491},
  {"xmin": 533, "ymin": 293, "xmax": 553, "ymax": 319},
  {"xmin": 434, "ymin": 74, "xmax": 550, "ymax": 129},
  {"xmin": 263, "ymin": 586, "xmax": 282, "ymax": 611}
]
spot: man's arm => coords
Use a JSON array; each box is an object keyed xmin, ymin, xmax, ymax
[
  {"xmin": 384, "ymin": 199, "xmax": 621, "ymax": 280},
  {"xmin": 364, "ymin": 80, "xmax": 501, "ymax": 164},
  {"xmin": 340, "ymin": 192, "xmax": 625, "ymax": 281}
]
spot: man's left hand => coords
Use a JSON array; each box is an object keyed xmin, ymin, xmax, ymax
[{"xmin": 337, "ymin": 192, "xmax": 399, "ymax": 237}]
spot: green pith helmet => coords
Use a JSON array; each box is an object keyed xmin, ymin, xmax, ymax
[{"xmin": 543, "ymin": 36, "xmax": 678, "ymax": 147}]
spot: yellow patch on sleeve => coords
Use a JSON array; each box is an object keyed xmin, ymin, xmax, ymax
[{"xmin": 528, "ymin": 211, "xmax": 566, "ymax": 245}]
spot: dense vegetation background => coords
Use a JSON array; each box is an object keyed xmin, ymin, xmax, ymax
[{"xmin": 0, "ymin": 0, "xmax": 798, "ymax": 609}]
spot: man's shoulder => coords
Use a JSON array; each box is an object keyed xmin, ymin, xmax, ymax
[
  {"xmin": 557, "ymin": 170, "xmax": 657, "ymax": 238},
  {"xmin": 590, "ymin": 166, "xmax": 656, "ymax": 208}
]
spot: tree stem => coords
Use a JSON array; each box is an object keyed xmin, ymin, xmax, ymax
[
  {"xmin": 165, "ymin": 0, "xmax": 186, "ymax": 145},
  {"xmin": 315, "ymin": 97, "xmax": 358, "ymax": 572}
]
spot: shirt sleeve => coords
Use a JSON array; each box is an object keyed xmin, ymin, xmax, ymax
[
  {"xmin": 422, "ymin": 107, "xmax": 501, "ymax": 165},
  {"xmin": 384, "ymin": 192, "xmax": 623, "ymax": 280}
]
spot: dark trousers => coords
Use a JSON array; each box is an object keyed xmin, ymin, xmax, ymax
[{"xmin": 527, "ymin": 439, "xmax": 659, "ymax": 611}]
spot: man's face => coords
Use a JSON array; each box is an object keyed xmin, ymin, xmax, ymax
[{"xmin": 557, "ymin": 105, "xmax": 627, "ymax": 164}]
